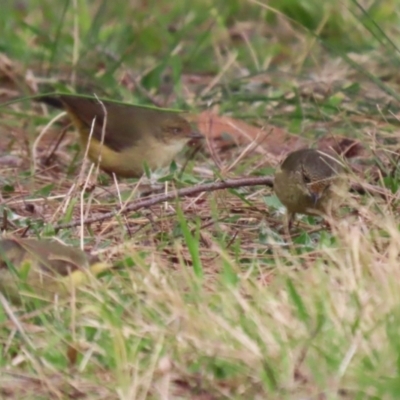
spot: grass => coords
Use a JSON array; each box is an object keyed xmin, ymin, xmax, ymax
[{"xmin": 1, "ymin": 0, "xmax": 400, "ymax": 398}]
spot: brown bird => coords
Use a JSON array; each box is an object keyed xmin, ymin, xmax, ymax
[
  {"xmin": 0, "ymin": 236, "xmax": 110, "ymax": 304},
  {"xmin": 37, "ymin": 93, "xmax": 203, "ymax": 178},
  {"xmin": 274, "ymin": 148, "xmax": 346, "ymax": 229}
]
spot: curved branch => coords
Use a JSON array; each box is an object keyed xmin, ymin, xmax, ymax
[{"xmin": 54, "ymin": 176, "xmax": 384, "ymax": 230}]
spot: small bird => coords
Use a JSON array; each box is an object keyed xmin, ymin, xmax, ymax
[
  {"xmin": 36, "ymin": 93, "xmax": 203, "ymax": 178},
  {"xmin": 274, "ymin": 148, "xmax": 345, "ymax": 229},
  {"xmin": 0, "ymin": 236, "xmax": 110, "ymax": 304}
]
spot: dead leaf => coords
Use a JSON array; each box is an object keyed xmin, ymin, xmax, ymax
[
  {"xmin": 193, "ymin": 110, "xmax": 308, "ymax": 157},
  {"xmin": 67, "ymin": 343, "xmax": 79, "ymax": 366},
  {"xmin": 317, "ymin": 136, "xmax": 366, "ymax": 159}
]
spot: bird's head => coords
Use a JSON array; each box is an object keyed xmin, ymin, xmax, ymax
[
  {"xmin": 279, "ymin": 148, "xmax": 342, "ymax": 206},
  {"xmin": 159, "ymin": 115, "xmax": 203, "ymax": 144},
  {"xmin": 300, "ymin": 167, "xmax": 333, "ymax": 206}
]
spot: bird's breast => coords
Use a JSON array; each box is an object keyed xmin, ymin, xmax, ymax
[{"xmin": 82, "ymin": 135, "xmax": 188, "ymax": 177}]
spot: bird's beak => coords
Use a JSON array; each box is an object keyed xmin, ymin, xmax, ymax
[
  {"xmin": 188, "ymin": 130, "xmax": 204, "ymax": 140},
  {"xmin": 310, "ymin": 191, "xmax": 322, "ymax": 206}
]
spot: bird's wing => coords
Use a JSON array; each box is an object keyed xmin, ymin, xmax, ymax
[
  {"xmin": 14, "ymin": 238, "xmax": 89, "ymax": 276},
  {"xmin": 59, "ymin": 96, "xmax": 172, "ymax": 152}
]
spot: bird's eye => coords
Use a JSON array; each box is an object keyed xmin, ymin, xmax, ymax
[
  {"xmin": 303, "ymin": 173, "xmax": 311, "ymax": 184},
  {"xmin": 172, "ymin": 127, "xmax": 182, "ymax": 134}
]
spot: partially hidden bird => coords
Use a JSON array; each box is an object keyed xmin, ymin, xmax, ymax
[
  {"xmin": 0, "ymin": 236, "xmax": 110, "ymax": 304},
  {"xmin": 274, "ymin": 148, "xmax": 346, "ymax": 229},
  {"xmin": 36, "ymin": 93, "xmax": 203, "ymax": 178}
]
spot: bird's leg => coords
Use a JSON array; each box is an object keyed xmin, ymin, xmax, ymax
[
  {"xmin": 282, "ymin": 212, "xmax": 296, "ymax": 238},
  {"xmin": 321, "ymin": 210, "xmax": 337, "ymax": 231},
  {"xmin": 287, "ymin": 212, "xmax": 295, "ymax": 231}
]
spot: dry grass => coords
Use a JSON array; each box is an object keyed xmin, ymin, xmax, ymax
[{"xmin": 2, "ymin": 0, "xmax": 400, "ymax": 399}]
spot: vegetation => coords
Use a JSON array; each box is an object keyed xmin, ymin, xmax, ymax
[{"xmin": 1, "ymin": 0, "xmax": 400, "ymax": 398}]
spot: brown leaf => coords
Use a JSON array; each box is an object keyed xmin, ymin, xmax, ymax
[
  {"xmin": 67, "ymin": 343, "xmax": 79, "ymax": 366},
  {"xmin": 193, "ymin": 110, "xmax": 308, "ymax": 157},
  {"xmin": 317, "ymin": 136, "xmax": 366, "ymax": 159}
]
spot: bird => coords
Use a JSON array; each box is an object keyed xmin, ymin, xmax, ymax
[
  {"xmin": 36, "ymin": 93, "xmax": 203, "ymax": 178},
  {"xmin": 0, "ymin": 236, "xmax": 110, "ymax": 304},
  {"xmin": 273, "ymin": 148, "xmax": 346, "ymax": 229}
]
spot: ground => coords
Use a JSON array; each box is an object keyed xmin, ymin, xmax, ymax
[{"xmin": 1, "ymin": 1, "xmax": 400, "ymax": 399}]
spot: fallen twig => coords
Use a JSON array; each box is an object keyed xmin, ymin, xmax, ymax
[
  {"xmin": 55, "ymin": 176, "xmax": 273, "ymax": 230},
  {"xmin": 54, "ymin": 176, "xmax": 387, "ymax": 230}
]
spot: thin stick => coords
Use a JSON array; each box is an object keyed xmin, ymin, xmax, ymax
[
  {"xmin": 54, "ymin": 176, "xmax": 380, "ymax": 231},
  {"xmin": 0, "ymin": 293, "xmax": 36, "ymax": 350},
  {"xmin": 55, "ymin": 176, "xmax": 272, "ymax": 230},
  {"xmin": 44, "ymin": 125, "xmax": 68, "ymax": 165},
  {"xmin": 80, "ymin": 163, "xmax": 95, "ymax": 250},
  {"xmin": 112, "ymin": 172, "xmax": 133, "ymax": 238},
  {"xmin": 32, "ymin": 111, "xmax": 66, "ymax": 172}
]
